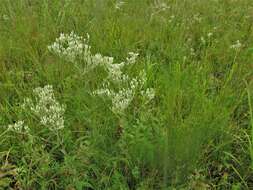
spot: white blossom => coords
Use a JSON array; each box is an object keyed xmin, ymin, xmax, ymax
[
  {"xmin": 94, "ymin": 71, "xmax": 154, "ymax": 114},
  {"xmin": 2, "ymin": 14, "xmax": 9, "ymax": 21},
  {"xmin": 48, "ymin": 31, "xmax": 92, "ymax": 64},
  {"xmin": 200, "ymin": 36, "xmax": 206, "ymax": 44},
  {"xmin": 8, "ymin": 121, "xmax": 29, "ymax": 133},
  {"xmin": 115, "ymin": 1, "xmax": 125, "ymax": 9},
  {"xmin": 48, "ymin": 32, "xmax": 131, "ymax": 73},
  {"xmin": 126, "ymin": 52, "xmax": 139, "ymax": 65},
  {"xmin": 23, "ymin": 85, "xmax": 65, "ymax": 130},
  {"xmin": 153, "ymin": 0, "xmax": 170, "ymax": 10},
  {"xmin": 142, "ymin": 88, "xmax": 155, "ymax": 101},
  {"xmin": 207, "ymin": 32, "xmax": 213, "ymax": 38},
  {"xmin": 49, "ymin": 32, "xmax": 154, "ymax": 114},
  {"xmin": 230, "ymin": 40, "xmax": 242, "ymax": 50},
  {"xmin": 193, "ymin": 14, "xmax": 202, "ymax": 23}
]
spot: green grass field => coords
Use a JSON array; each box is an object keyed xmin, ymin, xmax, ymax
[{"xmin": 1, "ymin": 0, "xmax": 253, "ymax": 189}]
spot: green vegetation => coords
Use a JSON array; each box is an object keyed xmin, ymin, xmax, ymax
[{"xmin": 1, "ymin": 0, "xmax": 253, "ymax": 189}]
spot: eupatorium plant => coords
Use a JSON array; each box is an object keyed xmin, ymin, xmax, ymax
[
  {"xmin": 48, "ymin": 32, "xmax": 155, "ymax": 114},
  {"xmin": 22, "ymin": 85, "xmax": 66, "ymax": 131}
]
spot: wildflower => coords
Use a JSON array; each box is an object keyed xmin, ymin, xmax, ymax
[
  {"xmin": 187, "ymin": 38, "xmax": 192, "ymax": 43},
  {"xmin": 230, "ymin": 40, "xmax": 242, "ymax": 50},
  {"xmin": 190, "ymin": 48, "xmax": 195, "ymax": 56},
  {"xmin": 104, "ymin": 52, "xmax": 139, "ymax": 81},
  {"xmin": 170, "ymin": 15, "xmax": 175, "ymax": 19},
  {"xmin": 48, "ymin": 32, "xmax": 135, "ymax": 73},
  {"xmin": 169, "ymin": 15, "xmax": 175, "ymax": 23},
  {"xmin": 94, "ymin": 85, "xmax": 135, "ymax": 114},
  {"xmin": 207, "ymin": 32, "xmax": 213, "ymax": 38},
  {"xmin": 24, "ymin": 85, "xmax": 66, "ymax": 130},
  {"xmin": 49, "ymin": 32, "xmax": 154, "ymax": 114},
  {"xmin": 8, "ymin": 121, "xmax": 29, "ymax": 133},
  {"xmin": 141, "ymin": 88, "xmax": 155, "ymax": 101},
  {"xmin": 106, "ymin": 62, "xmax": 125, "ymax": 81},
  {"xmin": 153, "ymin": 0, "xmax": 170, "ymax": 10},
  {"xmin": 115, "ymin": 1, "xmax": 125, "ymax": 9},
  {"xmin": 48, "ymin": 31, "xmax": 91, "ymax": 63},
  {"xmin": 2, "ymin": 14, "xmax": 9, "ymax": 21},
  {"xmin": 200, "ymin": 36, "xmax": 206, "ymax": 44},
  {"xmin": 94, "ymin": 71, "xmax": 154, "ymax": 114},
  {"xmin": 193, "ymin": 14, "xmax": 202, "ymax": 23},
  {"xmin": 111, "ymin": 89, "xmax": 134, "ymax": 113},
  {"xmin": 183, "ymin": 56, "xmax": 187, "ymax": 62},
  {"xmin": 126, "ymin": 52, "xmax": 139, "ymax": 65}
]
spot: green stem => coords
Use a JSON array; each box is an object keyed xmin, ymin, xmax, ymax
[{"xmin": 245, "ymin": 81, "xmax": 253, "ymax": 167}]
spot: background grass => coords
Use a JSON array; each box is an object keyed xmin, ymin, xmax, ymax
[{"xmin": 0, "ymin": 0, "xmax": 253, "ymax": 189}]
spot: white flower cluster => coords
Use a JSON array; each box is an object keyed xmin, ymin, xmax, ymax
[
  {"xmin": 48, "ymin": 32, "xmax": 155, "ymax": 114},
  {"xmin": 94, "ymin": 61, "xmax": 155, "ymax": 114},
  {"xmin": 193, "ymin": 13, "xmax": 202, "ymax": 23},
  {"xmin": 153, "ymin": 0, "xmax": 170, "ymax": 11},
  {"xmin": 2, "ymin": 14, "xmax": 9, "ymax": 21},
  {"xmin": 95, "ymin": 86, "xmax": 134, "ymax": 113},
  {"xmin": 23, "ymin": 85, "xmax": 65, "ymax": 130},
  {"xmin": 48, "ymin": 32, "xmax": 142, "ymax": 74},
  {"xmin": 7, "ymin": 120, "xmax": 29, "ymax": 133},
  {"xmin": 105, "ymin": 52, "xmax": 139, "ymax": 81},
  {"xmin": 115, "ymin": 1, "xmax": 125, "ymax": 9},
  {"xmin": 230, "ymin": 40, "xmax": 242, "ymax": 50},
  {"xmin": 48, "ymin": 32, "xmax": 116, "ymax": 72},
  {"xmin": 48, "ymin": 31, "xmax": 91, "ymax": 63},
  {"xmin": 141, "ymin": 87, "xmax": 155, "ymax": 102}
]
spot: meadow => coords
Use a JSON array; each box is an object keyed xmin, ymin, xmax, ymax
[{"xmin": 0, "ymin": 0, "xmax": 253, "ymax": 189}]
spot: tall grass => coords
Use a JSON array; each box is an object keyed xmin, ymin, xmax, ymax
[{"xmin": 1, "ymin": 0, "xmax": 253, "ymax": 189}]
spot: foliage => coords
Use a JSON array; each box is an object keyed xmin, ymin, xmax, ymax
[{"xmin": 0, "ymin": 0, "xmax": 253, "ymax": 189}]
